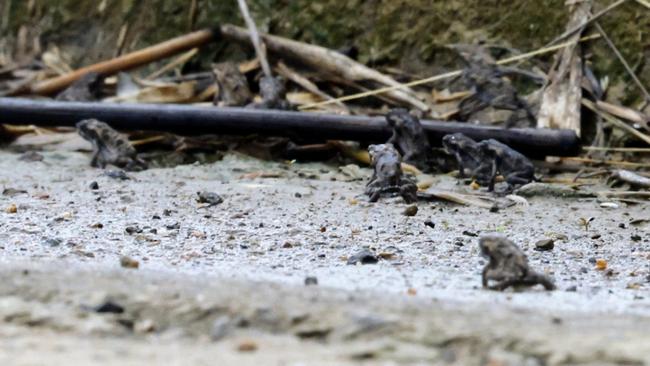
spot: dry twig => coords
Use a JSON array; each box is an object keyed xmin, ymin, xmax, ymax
[
  {"xmin": 547, "ymin": 0, "xmax": 628, "ymax": 46},
  {"xmin": 563, "ymin": 156, "xmax": 650, "ymax": 168},
  {"xmin": 421, "ymin": 189, "xmax": 494, "ymax": 208},
  {"xmin": 28, "ymin": 29, "xmax": 216, "ymax": 95},
  {"xmin": 236, "ymin": 0, "xmax": 272, "ymax": 78},
  {"xmin": 582, "ymin": 98, "xmax": 650, "ymax": 145},
  {"xmin": 298, "ymin": 35, "xmax": 600, "ymax": 110},
  {"xmin": 219, "ymin": 24, "xmax": 430, "ymax": 112},
  {"xmin": 595, "ymin": 100, "xmax": 650, "ymax": 131},
  {"xmin": 594, "ymin": 22, "xmax": 650, "ymax": 104},
  {"xmin": 275, "ymin": 62, "xmax": 349, "ymax": 113},
  {"xmin": 583, "ymin": 146, "xmax": 650, "ymax": 153},
  {"xmin": 145, "ymin": 48, "xmax": 198, "ymax": 80}
]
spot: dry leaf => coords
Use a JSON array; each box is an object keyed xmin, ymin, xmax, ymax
[
  {"xmin": 237, "ymin": 340, "xmax": 258, "ymax": 352},
  {"xmin": 287, "ymin": 91, "xmax": 322, "ymax": 105},
  {"xmin": 105, "ymin": 81, "xmax": 198, "ymax": 104}
]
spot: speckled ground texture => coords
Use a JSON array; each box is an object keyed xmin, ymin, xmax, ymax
[{"xmin": 1, "ymin": 146, "xmax": 649, "ymax": 366}]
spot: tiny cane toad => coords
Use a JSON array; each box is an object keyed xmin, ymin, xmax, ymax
[
  {"xmin": 248, "ymin": 76, "xmax": 292, "ymax": 110},
  {"xmin": 56, "ymin": 72, "xmax": 105, "ymax": 102},
  {"xmin": 479, "ymin": 234, "xmax": 555, "ymax": 291},
  {"xmin": 477, "ymin": 139, "xmax": 535, "ymax": 191},
  {"xmin": 457, "ymin": 53, "xmax": 536, "ymax": 127},
  {"xmin": 365, "ymin": 144, "xmax": 418, "ymax": 203},
  {"xmin": 212, "ymin": 62, "xmax": 253, "ymax": 107},
  {"xmin": 385, "ymin": 108, "xmax": 433, "ymax": 171},
  {"xmin": 442, "ymin": 133, "xmax": 483, "ymax": 179},
  {"xmin": 196, "ymin": 191, "xmax": 223, "ymax": 206},
  {"xmin": 76, "ymin": 119, "xmax": 147, "ymax": 171}
]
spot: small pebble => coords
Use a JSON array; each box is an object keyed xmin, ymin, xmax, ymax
[
  {"xmin": 304, "ymin": 276, "xmax": 318, "ymax": 286},
  {"xmin": 211, "ymin": 315, "xmax": 234, "ymax": 341},
  {"xmin": 237, "ymin": 340, "xmax": 258, "ymax": 352},
  {"xmin": 403, "ymin": 205, "xmax": 418, "ymax": 216},
  {"xmin": 104, "ymin": 169, "xmax": 130, "ymax": 180},
  {"xmin": 89, "ymin": 181, "xmax": 99, "ymax": 190},
  {"xmin": 424, "ymin": 220, "xmax": 435, "ymax": 229},
  {"xmin": 5, "ymin": 204, "xmax": 17, "ymax": 213},
  {"xmin": 166, "ymin": 223, "xmax": 180, "ymax": 230},
  {"xmin": 42, "ymin": 238, "xmax": 62, "ymax": 247},
  {"xmin": 120, "ymin": 255, "xmax": 140, "ymax": 269},
  {"xmin": 595, "ymin": 259, "xmax": 608, "ymax": 271},
  {"xmin": 534, "ymin": 239, "xmax": 555, "ymax": 251},
  {"xmin": 19, "ymin": 151, "xmax": 44, "ymax": 162},
  {"xmin": 134, "ymin": 319, "xmax": 155, "ymax": 334},
  {"xmin": 347, "ymin": 248, "xmax": 378, "ymax": 265},
  {"xmin": 125, "ymin": 226, "xmax": 142, "ymax": 235},
  {"xmin": 94, "ymin": 301, "xmax": 124, "ymax": 314}
]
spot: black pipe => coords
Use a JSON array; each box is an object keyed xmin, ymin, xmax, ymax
[{"xmin": 0, "ymin": 98, "xmax": 580, "ymax": 157}]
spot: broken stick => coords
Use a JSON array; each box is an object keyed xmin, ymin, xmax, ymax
[
  {"xmin": 219, "ymin": 24, "xmax": 430, "ymax": 112},
  {"xmin": 236, "ymin": 0, "xmax": 272, "ymax": 78},
  {"xmin": 275, "ymin": 62, "xmax": 349, "ymax": 113},
  {"xmin": 298, "ymin": 34, "xmax": 600, "ymax": 111},
  {"xmin": 594, "ymin": 22, "xmax": 650, "ymax": 104},
  {"xmin": 27, "ymin": 28, "xmax": 218, "ymax": 96},
  {"xmin": 537, "ymin": 0, "xmax": 592, "ymax": 136}
]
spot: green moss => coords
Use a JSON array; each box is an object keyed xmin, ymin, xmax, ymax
[{"xmin": 3, "ymin": 0, "xmax": 648, "ymax": 102}]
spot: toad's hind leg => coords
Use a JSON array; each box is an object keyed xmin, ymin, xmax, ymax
[
  {"xmin": 524, "ymin": 272, "xmax": 556, "ymax": 291},
  {"xmin": 366, "ymin": 183, "xmax": 382, "ymax": 202},
  {"xmin": 505, "ymin": 172, "xmax": 534, "ymax": 187},
  {"xmin": 400, "ymin": 182, "xmax": 418, "ymax": 203}
]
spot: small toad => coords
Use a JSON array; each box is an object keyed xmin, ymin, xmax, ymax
[
  {"xmin": 76, "ymin": 119, "xmax": 147, "ymax": 171},
  {"xmin": 457, "ymin": 54, "xmax": 535, "ymax": 127},
  {"xmin": 442, "ymin": 133, "xmax": 482, "ymax": 179},
  {"xmin": 365, "ymin": 144, "xmax": 418, "ymax": 203},
  {"xmin": 477, "ymin": 139, "xmax": 535, "ymax": 191},
  {"xmin": 385, "ymin": 108, "xmax": 433, "ymax": 171},
  {"xmin": 248, "ymin": 76, "xmax": 292, "ymax": 110},
  {"xmin": 56, "ymin": 72, "xmax": 105, "ymax": 102},
  {"xmin": 479, "ymin": 234, "xmax": 555, "ymax": 291},
  {"xmin": 212, "ymin": 62, "xmax": 253, "ymax": 107},
  {"xmin": 196, "ymin": 191, "xmax": 223, "ymax": 206}
]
